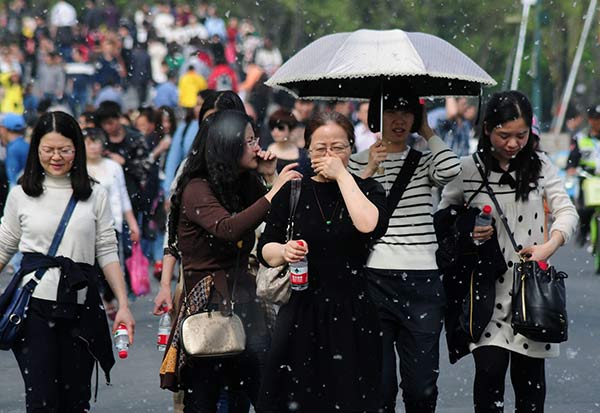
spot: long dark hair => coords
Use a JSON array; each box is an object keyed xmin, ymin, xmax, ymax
[
  {"xmin": 198, "ymin": 90, "xmax": 245, "ymax": 126},
  {"xmin": 168, "ymin": 110, "xmax": 255, "ymax": 252},
  {"xmin": 477, "ymin": 90, "xmax": 541, "ymax": 201},
  {"xmin": 158, "ymin": 105, "xmax": 177, "ymax": 136},
  {"xmin": 22, "ymin": 111, "xmax": 92, "ymax": 200}
]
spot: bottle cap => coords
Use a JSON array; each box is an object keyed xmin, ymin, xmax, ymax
[
  {"xmin": 297, "ymin": 241, "xmax": 304, "ymax": 247},
  {"xmin": 118, "ymin": 350, "xmax": 128, "ymax": 359},
  {"xmin": 482, "ymin": 205, "xmax": 492, "ymax": 214}
]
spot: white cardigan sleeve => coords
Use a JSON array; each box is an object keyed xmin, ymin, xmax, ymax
[
  {"xmin": 94, "ymin": 186, "xmax": 120, "ymax": 268},
  {"xmin": 438, "ymin": 158, "xmax": 467, "ymax": 209},
  {"xmin": 0, "ymin": 188, "xmax": 23, "ymax": 265},
  {"xmin": 540, "ymin": 153, "xmax": 579, "ymax": 243}
]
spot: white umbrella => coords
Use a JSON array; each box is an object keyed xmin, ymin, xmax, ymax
[{"xmin": 266, "ymin": 29, "xmax": 496, "ymax": 100}]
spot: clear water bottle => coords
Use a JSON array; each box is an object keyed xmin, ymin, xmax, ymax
[
  {"xmin": 114, "ymin": 323, "xmax": 129, "ymax": 359},
  {"xmin": 289, "ymin": 241, "xmax": 308, "ymax": 291},
  {"xmin": 473, "ymin": 205, "xmax": 493, "ymax": 246},
  {"xmin": 157, "ymin": 311, "xmax": 171, "ymax": 352}
]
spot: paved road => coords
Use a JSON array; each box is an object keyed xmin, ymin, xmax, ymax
[{"xmin": 1, "ymin": 243, "xmax": 600, "ymax": 412}]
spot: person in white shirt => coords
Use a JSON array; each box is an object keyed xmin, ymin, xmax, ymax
[
  {"xmin": 353, "ymin": 101, "xmax": 378, "ymax": 153},
  {"xmin": 0, "ymin": 111, "xmax": 135, "ymax": 412},
  {"xmin": 84, "ymin": 127, "xmax": 141, "ymax": 310}
]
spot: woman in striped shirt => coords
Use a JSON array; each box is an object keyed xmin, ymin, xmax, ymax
[{"xmin": 348, "ymin": 90, "xmax": 461, "ymax": 413}]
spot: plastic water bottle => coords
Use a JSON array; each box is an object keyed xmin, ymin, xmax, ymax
[
  {"xmin": 157, "ymin": 311, "xmax": 171, "ymax": 352},
  {"xmin": 289, "ymin": 241, "xmax": 308, "ymax": 291},
  {"xmin": 473, "ymin": 205, "xmax": 493, "ymax": 246},
  {"xmin": 114, "ymin": 323, "xmax": 129, "ymax": 359}
]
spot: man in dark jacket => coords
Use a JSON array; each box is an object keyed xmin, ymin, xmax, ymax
[{"xmin": 95, "ymin": 101, "xmax": 151, "ymax": 216}]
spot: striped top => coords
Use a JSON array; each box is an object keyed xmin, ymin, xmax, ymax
[{"xmin": 348, "ymin": 135, "xmax": 461, "ymax": 270}]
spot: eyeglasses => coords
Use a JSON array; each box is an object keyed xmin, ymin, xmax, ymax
[
  {"xmin": 309, "ymin": 144, "xmax": 350, "ymax": 156},
  {"xmin": 39, "ymin": 146, "xmax": 76, "ymax": 159},
  {"xmin": 274, "ymin": 124, "xmax": 288, "ymax": 131},
  {"xmin": 246, "ymin": 136, "xmax": 260, "ymax": 148}
]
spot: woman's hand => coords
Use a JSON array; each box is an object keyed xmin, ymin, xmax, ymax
[
  {"xmin": 129, "ymin": 222, "xmax": 141, "ymax": 244},
  {"xmin": 153, "ymin": 284, "xmax": 173, "ymax": 316},
  {"xmin": 113, "ymin": 306, "xmax": 135, "ymax": 345},
  {"xmin": 257, "ymin": 149, "xmax": 277, "ymax": 178},
  {"xmin": 418, "ymin": 105, "xmax": 435, "ymax": 140},
  {"xmin": 364, "ymin": 138, "xmax": 387, "ymax": 177},
  {"xmin": 520, "ymin": 232, "xmax": 564, "ymax": 262},
  {"xmin": 311, "ymin": 154, "xmax": 349, "ymax": 181},
  {"xmin": 264, "ymin": 163, "xmax": 303, "ymax": 202},
  {"xmin": 283, "ymin": 239, "xmax": 308, "ymax": 263},
  {"xmin": 472, "ymin": 225, "xmax": 494, "ymax": 243}
]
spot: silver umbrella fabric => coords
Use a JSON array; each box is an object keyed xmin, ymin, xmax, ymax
[{"xmin": 266, "ymin": 29, "xmax": 497, "ymax": 99}]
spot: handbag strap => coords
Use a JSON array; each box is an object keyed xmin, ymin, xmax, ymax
[
  {"xmin": 386, "ymin": 148, "xmax": 422, "ymax": 211},
  {"xmin": 285, "ymin": 179, "xmax": 302, "ymax": 241},
  {"xmin": 33, "ymin": 194, "xmax": 78, "ymax": 281},
  {"xmin": 472, "ymin": 153, "xmax": 520, "ymax": 254}
]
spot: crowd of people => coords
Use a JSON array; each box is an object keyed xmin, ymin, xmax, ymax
[
  {"xmin": 0, "ymin": 0, "xmax": 283, "ymax": 122},
  {"xmin": 0, "ymin": 2, "xmax": 592, "ymax": 413}
]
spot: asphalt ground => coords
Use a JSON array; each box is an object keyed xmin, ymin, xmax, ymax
[{"xmin": 1, "ymin": 242, "xmax": 600, "ymax": 412}]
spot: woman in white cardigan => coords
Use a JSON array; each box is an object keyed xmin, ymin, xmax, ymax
[
  {"xmin": 0, "ymin": 112, "xmax": 135, "ymax": 412},
  {"xmin": 439, "ymin": 91, "xmax": 578, "ymax": 412}
]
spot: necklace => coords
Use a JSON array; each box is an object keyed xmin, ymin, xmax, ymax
[{"xmin": 311, "ymin": 181, "xmax": 340, "ymax": 226}]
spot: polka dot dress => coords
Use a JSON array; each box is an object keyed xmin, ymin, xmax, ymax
[{"xmin": 439, "ymin": 153, "xmax": 579, "ymax": 359}]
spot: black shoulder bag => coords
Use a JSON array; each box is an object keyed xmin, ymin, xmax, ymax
[
  {"xmin": 385, "ymin": 148, "xmax": 422, "ymax": 211},
  {"xmin": 0, "ymin": 194, "xmax": 78, "ymax": 350},
  {"xmin": 473, "ymin": 155, "xmax": 568, "ymax": 343}
]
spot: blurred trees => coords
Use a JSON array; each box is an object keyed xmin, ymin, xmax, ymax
[{"xmin": 32, "ymin": 0, "xmax": 600, "ymax": 122}]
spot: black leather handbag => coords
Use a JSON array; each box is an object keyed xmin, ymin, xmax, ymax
[
  {"xmin": 473, "ymin": 156, "xmax": 569, "ymax": 343},
  {"xmin": 511, "ymin": 260, "xmax": 568, "ymax": 343}
]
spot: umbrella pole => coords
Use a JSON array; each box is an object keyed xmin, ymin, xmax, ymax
[
  {"xmin": 380, "ymin": 88, "xmax": 384, "ymax": 139},
  {"xmin": 378, "ymin": 81, "xmax": 384, "ymax": 175}
]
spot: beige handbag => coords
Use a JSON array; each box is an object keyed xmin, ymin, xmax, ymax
[
  {"xmin": 256, "ymin": 179, "xmax": 302, "ymax": 305},
  {"xmin": 180, "ymin": 310, "xmax": 246, "ymax": 358},
  {"xmin": 179, "ymin": 256, "xmax": 246, "ymax": 358},
  {"xmin": 255, "ymin": 264, "xmax": 291, "ymax": 305}
]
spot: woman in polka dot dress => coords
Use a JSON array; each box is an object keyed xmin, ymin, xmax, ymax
[{"xmin": 439, "ymin": 90, "xmax": 578, "ymax": 412}]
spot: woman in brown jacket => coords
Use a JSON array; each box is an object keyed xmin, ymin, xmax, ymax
[{"xmin": 162, "ymin": 109, "xmax": 301, "ymax": 412}]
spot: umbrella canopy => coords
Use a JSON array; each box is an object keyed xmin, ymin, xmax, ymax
[{"xmin": 266, "ymin": 29, "xmax": 497, "ymax": 100}]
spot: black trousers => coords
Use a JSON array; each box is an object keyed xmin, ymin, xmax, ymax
[
  {"xmin": 12, "ymin": 298, "xmax": 95, "ymax": 413},
  {"xmin": 366, "ymin": 268, "xmax": 445, "ymax": 413},
  {"xmin": 182, "ymin": 302, "xmax": 270, "ymax": 413},
  {"xmin": 473, "ymin": 346, "xmax": 546, "ymax": 413}
]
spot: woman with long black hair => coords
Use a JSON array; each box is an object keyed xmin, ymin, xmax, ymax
[
  {"xmin": 160, "ymin": 110, "xmax": 301, "ymax": 412},
  {"xmin": 0, "ymin": 111, "xmax": 135, "ymax": 412},
  {"xmin": 439, "ymin": 91, "xmax": 578, "ymax": 412}
]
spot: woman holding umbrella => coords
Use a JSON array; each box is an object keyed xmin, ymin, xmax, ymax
[{"xmin": 348, "ymin": 89, "xmax": 461, "ymax": 413}]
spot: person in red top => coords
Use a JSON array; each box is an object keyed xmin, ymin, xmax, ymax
[{"xmin": 208, "ymin": 42, "xmax": 238, "ymax": 92}]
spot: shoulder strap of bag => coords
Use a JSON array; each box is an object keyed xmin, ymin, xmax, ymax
[
  {"xmin": 472, "ymin": 153, "xmax": 520, "ymax": 253},
  {"xmin": 33, "ymin": 194, "xmax": 78, "ymax": 281},
  {"xmin": 286, "ymin": 179, "xmax": 302, "ymax": 241},
  {"xmin": 386, "ymin": 148, "xmax": 423, "ymax": 211}
]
